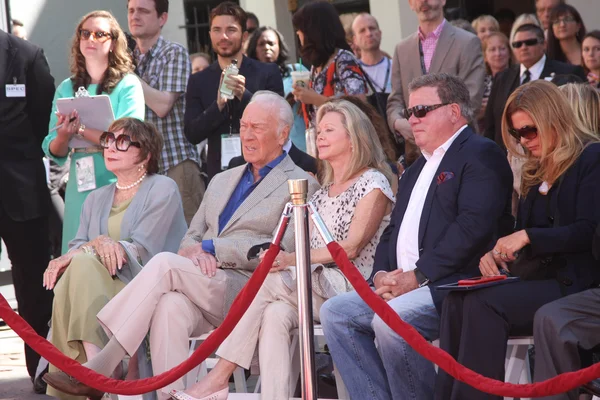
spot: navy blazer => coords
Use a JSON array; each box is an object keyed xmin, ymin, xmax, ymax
[
  {"xmin": 371, "ymin": 127, "xmax": 513, "ymax": 310},
  {"xmin": 184, "ymin": 57, "xmax": 284, "ymax": 180},
  {"xmin": 517, "ymin": 143, "xmax": 600, "ymax": 293}
]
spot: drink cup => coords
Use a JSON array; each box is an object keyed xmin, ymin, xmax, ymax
[{"xmin": 291, "ymin": 71, "xmax": 310, "ymax": 89}]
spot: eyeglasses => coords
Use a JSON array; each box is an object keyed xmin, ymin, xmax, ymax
[
  {"xmin": 552, "ymin": 16, "xmax": 576, "ymax": 26},
  {"xmin": 79, "ymin": 29, "xmax": 113, "ymax": 43},
  {"xmin": 512, "ymin": 38, "xmax": 541, "ymax": 49},
  {"xmin": 402, "ymin": 103, "xmax": 450, "ymax": 119},
  {"xmin": 508, "ymin": 125, "xmax": 538, "ymax": 141},
  {"xmin": 100, "ymin": 131, "xmax": 141, "ymax": 152}
]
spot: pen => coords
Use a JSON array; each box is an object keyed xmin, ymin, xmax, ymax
[{"xmin": 49, "ymin": 116, "xmax": 77, "ymax": 133}]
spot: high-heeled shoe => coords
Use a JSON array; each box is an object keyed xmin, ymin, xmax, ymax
[
  {"xmin": 42, "ymin": 370, "xmax": 105, "ymax": 400},
  {"xmin": 169, "ymin": 387, "xmax": 229, "ymax": 400}
]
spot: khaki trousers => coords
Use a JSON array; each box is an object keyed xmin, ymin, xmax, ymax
[
  {"xmin": 166, "ymin": 159, "xmax": 205, "ymax": 225},
  {"xmin": 97, "ymin": 252, "xmax": 227, "ymax": 399},
  {"xmin": 216, "ymin": 272, "xmax": 326, "ymax": 400}
]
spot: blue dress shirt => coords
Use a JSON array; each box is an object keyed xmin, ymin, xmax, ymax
[{"xmin": 202, "ymin": 152, "xmax": 288, "ymax": 254}]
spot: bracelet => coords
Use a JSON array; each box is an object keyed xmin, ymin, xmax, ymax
[
  {"xmin": 77, "ymin": 123, "xmax": 86, "ymax": 138},
  {"xmin": 81, "ymin": 245, "xmax": 98, "ymax": 258}
]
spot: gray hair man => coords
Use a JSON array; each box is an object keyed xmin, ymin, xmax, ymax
[
  {"xmin": 41, "ymin": 90, "xmax": 320, "ymax": 400},
  {"xmin": 321, "ymin": 72, "xmax": 513, "ymax": 400}
]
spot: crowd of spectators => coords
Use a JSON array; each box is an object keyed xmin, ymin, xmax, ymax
[{"xmin": 1, "ymin": 0, "xmax": 600, "ymax": 399}]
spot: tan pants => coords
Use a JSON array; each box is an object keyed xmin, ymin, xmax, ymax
[
  {"xmin": 97, "ymin": 252, "xmax": 227, "ymax": 399},
  {"xmin": 216, "ymin": 272, "xmax": 326, "ymax": 400},
  {"xmin": 166, "ymin": 159, "xmax": 205, "ymax": 225}
]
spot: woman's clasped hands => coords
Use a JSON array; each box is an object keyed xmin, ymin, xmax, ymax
[{"xmin": 480, "ymin": 230, "xmax": 530, "ymax": 276}]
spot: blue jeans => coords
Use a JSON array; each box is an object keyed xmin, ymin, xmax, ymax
[{"xmin": 320, "ymin": 287, "xmax": 440, "ymax": 400}]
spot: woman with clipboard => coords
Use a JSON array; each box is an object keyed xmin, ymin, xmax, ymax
[{"xmin": 42, "ymin": 10, "xmax": 144, "ymax": 256}]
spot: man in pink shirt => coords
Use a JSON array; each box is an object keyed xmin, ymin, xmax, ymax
[{"xmin": 386, "ymin": 0, "xmax": 485, "ymax": 165}]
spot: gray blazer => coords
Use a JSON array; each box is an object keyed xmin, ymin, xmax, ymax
[
  {"xmin": 180, "ymin": 155, "xmax": 320, "ymax": 315},
  {"xmin": 70, "ymin": 174, "xmax": 188, "ymax": 284},
  {"xmin": 386, "ymin": 21, "xmax": 486, "ymax": 140}
]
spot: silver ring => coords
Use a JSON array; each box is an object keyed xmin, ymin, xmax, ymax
[
  {"xmin": 493, "ymin": 249, "xmax": 500, "ymax": 255},
  {"xmin": 275, "ymin": 260, "xmax": 280, "ymax": 267},
  {"xmin": 501, "ymin": 253, "xmax": 508, "ymax": 259}
]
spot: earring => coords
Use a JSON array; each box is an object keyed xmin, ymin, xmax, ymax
[{"xmin": 138, "ymin": 164, "xmax": 145, "ymax": 172}]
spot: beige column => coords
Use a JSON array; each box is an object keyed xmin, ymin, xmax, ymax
[
  {"xmin": 239, "ymin": 0, "xmax": 298, "ymax": 62},
  {"xmin": 567, "ymin": 0, "xmax": 599, "ymax": 33},
  {"xmin": 370, "ymin": 0, "xmax": 418, "ymax": 56}
]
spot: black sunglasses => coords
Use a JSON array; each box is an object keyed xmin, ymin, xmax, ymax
[
  {"xmin": 403, "ymin": 103, "xmax": 449, "ymax": 120},
  {"xmin": 512, "ymin": 38, "xmax": 540, "ymax": 49},
  {"xmin": 79, "ymin": 29, "xmax": 113, "ymax": 42},
  {"xmin": 100, "ymin": 131, "xmax": 141, "ymax": 152},
  {"xmin": 509, "ymin": 125, "xmax": 538, "ymax": 141}
]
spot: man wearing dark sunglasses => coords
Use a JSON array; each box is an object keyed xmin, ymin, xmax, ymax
[
  {"xmin": 322, "ymin": 73, "xmax": 514, "ymax": 400},
  {"xmin": 484, "ymin": 23, "xmax": 585, "ymax": 147}
]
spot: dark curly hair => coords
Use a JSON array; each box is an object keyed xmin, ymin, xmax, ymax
[
  {"xmin": 70, "ymin": 11, "xmax": 134, "ymax": 95},
  {"xmin": 292, "ymin": 1, "xmax": 350, "ymax": 68},
  {"xmin": 546, "ymin": 4, "xmax": 586, "ymax": 64},
  {"xmin": 107, "ymin": 118, "xmax": 164, "ymax": 175},
  {"xmin": 246, "ymin": 26, "xmax": 290, "ymax": 77}
]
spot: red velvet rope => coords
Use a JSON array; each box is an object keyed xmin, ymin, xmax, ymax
[
  {"xmin": 0, "ymin": 244, "xmax": 280, "ymax": 395},
  {"xmin": 326, "ymin": 241, "xmax": 600, "ymax": 398}
]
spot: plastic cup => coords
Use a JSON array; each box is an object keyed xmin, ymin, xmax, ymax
[{"xmin": 291, "ymin": 71, "xmax": 310, "ymax": 89}]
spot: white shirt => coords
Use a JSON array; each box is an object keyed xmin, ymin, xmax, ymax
[
  {"xmin": 359, "ymin": 57, "xmax": 392, "ymax": 93},
  {"xmin": 395, "ymin": 125, "xmax": 467, "ymax": 272},
  {"xmin": 520, "ymin": 54, "xmax": 546, "ymax": 84}
]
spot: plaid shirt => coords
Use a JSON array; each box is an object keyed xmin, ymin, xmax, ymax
[
  {"xmin": 418, "ymin": 19, "xmax": 445, "ymax": 73},
  {"xmin": 134, "ymin": 36, "xmax": 199, "ymax": 173}
]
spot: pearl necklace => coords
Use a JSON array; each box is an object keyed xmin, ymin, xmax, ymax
[{"xmin": 116, "ymin": 172, "xmax": 147, "ymax": 190}]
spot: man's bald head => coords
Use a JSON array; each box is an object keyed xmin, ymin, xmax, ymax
[{"xmin": 351, "ymin": 13, "xmax": 382, "ymax": 53}]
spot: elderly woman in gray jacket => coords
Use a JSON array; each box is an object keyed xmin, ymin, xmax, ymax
[{"xmin": 42, "ymin": 118, "xmax": 187, "ymax": 400}]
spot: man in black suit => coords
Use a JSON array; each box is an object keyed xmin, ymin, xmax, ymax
[
  {"xmin": 484, "ymin": 23, "xmax": 585, "ymax": 147},
  {"xmin": 227, "ymin": 139, "xmax": 317, "ymax": 174},
  {"xmin": 0, "ymin": 30, "xmax": 55, "ymax": 385},
  {"xmin": 184, "ymin": 2, "xmax": 283, "ymax": 181},
  {"xmin": 321, "ymin": 73, "xmax": 513, "ymax": 399}
]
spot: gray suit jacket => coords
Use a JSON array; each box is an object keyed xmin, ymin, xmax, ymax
[
  {"xmin": 180, "ymin": 155, "xmax": 320, "ymax": 315},
  {"xmin": 386, "ymin": 22, "xmax": 486, "ymax": 140}
]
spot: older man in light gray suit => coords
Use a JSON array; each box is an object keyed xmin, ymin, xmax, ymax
[
  {"xmin": 42, "ymin": 91, "xmax": 319, "ymax": 400},
  {"xmin": 386, "ymin": 0, "xmax": 485, "ymax": 165}
]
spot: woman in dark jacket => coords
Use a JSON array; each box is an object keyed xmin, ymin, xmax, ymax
[{"xmin": 435, "ymin": 80, "xmax": 600, "ymax": 400}]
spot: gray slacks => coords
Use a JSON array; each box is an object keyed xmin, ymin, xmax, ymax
[{"xmin": 533, "ymin": 288, "xmax": 600, "ymax": 400}]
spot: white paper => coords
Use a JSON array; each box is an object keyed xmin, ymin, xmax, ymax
[
  {"xmin": 221, "ymin": 134, "xmax": 242, "ymax": 169},
  {"xmin": 56, "ymin": 95, "xmax": 115, "ymax": 148}
]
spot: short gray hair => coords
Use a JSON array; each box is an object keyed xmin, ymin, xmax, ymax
[
  {"xmin": 249, "ymin": 91, "xmax": 294, "ymax": 136},
  {"xmin": 408, "ymin": 73, "xmax": 474, "ymax": 122}
]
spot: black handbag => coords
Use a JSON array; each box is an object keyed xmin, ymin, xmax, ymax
[{"xmin": 509, "ymin": 176, "xmax": 565, "ymax": 280}]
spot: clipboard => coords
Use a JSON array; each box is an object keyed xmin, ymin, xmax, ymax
[
  {"xmin": 435, "ymin": 276, "xmax": 520, "ymax": 291},
  {"xmin": 56, "ymin": 95, "xmax": 115, "ymax": 148}
]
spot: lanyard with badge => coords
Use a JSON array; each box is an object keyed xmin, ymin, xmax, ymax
[
  {"xmin": 72, "ymin": 87, "xmax": 97, "ymax": 192},
  {"xmin": 6, "ymin": 77, "xmax": 25, "ymax": 98},
  {"xmin": 221, "ymin": 101, "xmax": 242, "ymax": 169}
]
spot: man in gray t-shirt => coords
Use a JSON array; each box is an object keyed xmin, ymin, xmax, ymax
[{"xmin": 352, "ymin": 13, "xmax": 392, "ymax": 94}]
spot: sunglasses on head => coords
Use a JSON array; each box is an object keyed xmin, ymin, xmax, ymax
[
  {"xmin": 79, "ymin": 29, "xmax": 113, "ymax": 42},
  {"xmin": 509, "ymin": 125, "xmax": 538, "ymax": 140},
  {"xmin": 100, "ymin": 131, "xmax": 141, "ymax": 152},
  {"xmin": 402, "ymin": 103, "xmax": 450, "ymax": 120},
  {"xmin": 512, "ymin": 38, "xmax": 540, "ymax": 49}
]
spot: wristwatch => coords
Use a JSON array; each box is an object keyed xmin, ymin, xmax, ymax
[{"xmin": 414, "ymin": 268, "xmax": 430, "ymax": 288}]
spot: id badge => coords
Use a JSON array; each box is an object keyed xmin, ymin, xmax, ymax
[
  {"xmin": 221, "ymin": 133, "xmax": 242, "ymax": 169},
  {"xmin": 75, "ymin": 156, "xmax": 97, "ymax": 192},
  {"xmin": 6, "ymin": 84, "xmax": 26, "ymax": 97}
]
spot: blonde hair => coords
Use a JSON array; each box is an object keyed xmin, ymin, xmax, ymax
[
  {"xmin": 70, "ymin": 10, "xmax": 133, "ymax": 95},
  {"xmin": 482, "ymin": 31, "xmax": 513, "ymax": 74},
  {"xmin": 472, "ymin": 15, "xmax": 499, "ymax": 34},
  {"xmin": 510, "ymin": 13, "xmax": 541, "ymax": 43},
  {"xmin": 559, "ymin": 83, "xmax": 600, "ymax": 135},
  {"xmin": 316, "ymin": 100, "xmax": 393, "ymax": 186},
  {"xmin": 502, "ymin": 81, "xmax": 598, "ymax": 196}
]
